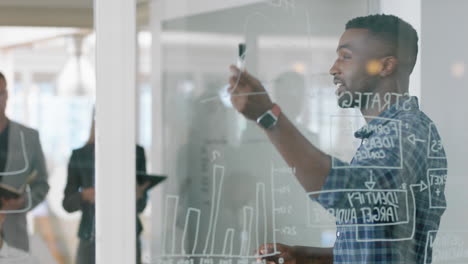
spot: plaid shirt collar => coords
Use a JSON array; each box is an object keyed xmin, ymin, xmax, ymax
[{"xmin": 354, "ymin": 96, "xmax": 419, "ymax": 139}]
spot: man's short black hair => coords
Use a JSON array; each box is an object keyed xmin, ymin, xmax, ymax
[{"xmin": 346, "ymin": 14, "xmax": 419, "ymax": 74}]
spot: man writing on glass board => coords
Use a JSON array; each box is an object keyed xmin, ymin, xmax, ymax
[{"xmin": 228, "ymin": 14, "xmax": 447, "ymax": 263}]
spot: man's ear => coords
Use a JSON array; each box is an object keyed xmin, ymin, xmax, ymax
[{"xmin": 379, "ymin": 56, "xmax": 398, "ymax": 77}]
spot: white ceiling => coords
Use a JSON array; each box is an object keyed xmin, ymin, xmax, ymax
[
  {"xmin": 0, "ymin": 0, "xmax": 266, "ymax": 28},
  {"xmin": 0, "ymin": 0, "xmax": 152, "ymax": 9},
  {"xmin": 0, "ymin": 0, "xmax": 93, "ymax": 9},
  {"xmin": 0, "ymin": 1, "xmax": 93, "ymax": 28},
  {"xmin": 0, "ymin": 0, "xmax": 93, "ymax": 47},
  {"xmin": 0, "ymin": 0, "xmax": 152, "ymax": 28},
  {"xmin": 0, "ymin": 27, "xmax": 82, "ymax": 49}
]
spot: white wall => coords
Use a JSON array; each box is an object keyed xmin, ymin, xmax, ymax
[{"xmin": 421, "ymin": 0, "xmax": 468, "ymax": 231}]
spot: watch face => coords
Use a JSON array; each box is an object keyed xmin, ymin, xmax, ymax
[{"xmin": 259, "ymin": 113, "xmax": 277, "ymax": 129}]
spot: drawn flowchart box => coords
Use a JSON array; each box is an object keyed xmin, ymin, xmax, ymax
[
  {"xmin": 306, "ymin": 199, "xmax": 336, "ymax": 228},
  {"xmin": 307, "ymin": 189, "xmax": 410, "ymax": 227},
  {"xmin": 427, "ymin": 168, "xmax": 447, "ymax": 209},
  {"xmin": 427, "ymin": 123, "xmax": 446, "ymax": 159},
  {"xmin": 330, "ymin": 115, "xmax": 403, "ymax": 169}
]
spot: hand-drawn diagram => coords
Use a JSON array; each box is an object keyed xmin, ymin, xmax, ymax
[
  {"xmin": 427, "ymin": 168, "xmax": 447, "ymax": 209},
  {"xmin": 427, "ymin": 123, "xmax": 446, "ymax": 159},
  {"xmin": 155, "ymin": 161, "xmax": 328, "ymax": 264},
  {"xmin": 306, "ymin": 171, "xmax": 430, "ymax": 242},
  {"xmin": 330, "ymin": 115, "xmax": 403, "ymax": 169},
  {"xmin": 424, "ymin": 230, "xmax": 468, "ymax": 264},
  {"xmin": 156, "ymin": 164, "xmax": 281, "ymax": 264},
  {"xmin": 200, "ymin": 1, "xmax": 313, "ymax": 105}
]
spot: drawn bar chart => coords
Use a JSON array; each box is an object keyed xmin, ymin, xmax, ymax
[
  {"xmin": 222, "ymin": 228, "xmax": 235, "ymax": 256},
  {"xmin": 204, "ymin": 165, "xmax": 225, "ymax": 255},
  {"xmin": 255, "ymin": 183, "xmax": 268, "ymax": 251},
  {"xmin": 181, "ymin": 208, "xmax": 201, "ymax": 255},
  {"xmin": 162, "ymin": 195, "xmax": 179, "ymax": 255},
  {"xmin": 239, "ymin": 206, "xmax": 253, "ymax": 256},
  {"xmin": 158, "ymin": 164, "xmax": 281, "ymax": 259}
]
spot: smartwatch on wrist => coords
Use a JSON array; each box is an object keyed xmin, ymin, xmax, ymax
[{"xmin": 257, "ymin": 103, "xmax": 281, "ymax": 129}]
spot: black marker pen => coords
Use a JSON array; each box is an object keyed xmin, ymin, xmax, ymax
[{"xmin": 237, "ymin": 43, "xmax": 246, "ymax": 70}]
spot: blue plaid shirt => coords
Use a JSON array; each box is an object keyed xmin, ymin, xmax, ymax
[{"xmin": 317, "ymin": 96, "xmax": 447, "ymax": 263}]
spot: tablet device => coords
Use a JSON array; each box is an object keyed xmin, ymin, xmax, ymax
[
  {"xmin": 136, "ymin": 172, "xmax": 167, "ymax": 191},
  {"xmin": 0, "ymin": 170, "xmax": 37, "ymax": 196}
]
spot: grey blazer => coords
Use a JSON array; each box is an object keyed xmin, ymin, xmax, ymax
[{"xmin": 2, "ymin": 120, "xmax": 49, "ymax": 251}]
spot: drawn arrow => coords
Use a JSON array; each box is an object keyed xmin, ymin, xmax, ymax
[
  {"xmin": 407, "ymin": 134, "xmax": 426, "ymax": 145},
  {"xmin": 365, "ymin": 171, "xmax": 376, "ymax": 190},
  {"xmin": 411, "ymin": 181, "xmax": 428, "ymax": 192},
  {"xmin": 211, "ymin": 151, "xmax": 221, "ymax": 162}
]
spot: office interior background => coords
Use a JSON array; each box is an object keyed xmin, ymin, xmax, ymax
[{"xmin": 0, "ymin": 0, "xmax": 466, "ymax": 263}]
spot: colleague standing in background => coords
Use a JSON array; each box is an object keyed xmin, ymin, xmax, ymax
[
  {"xmin": 0, "ymin": 72, "xmax": 49, "ymax": 252},
  {"xmin": 62, "ymin": 116, "xmax": 149, "ymax": 264}
]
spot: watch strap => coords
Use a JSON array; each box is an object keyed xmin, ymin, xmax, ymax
[{"xmin": 271, "ymin": 103, "xmax": 281, "ymax": 118}]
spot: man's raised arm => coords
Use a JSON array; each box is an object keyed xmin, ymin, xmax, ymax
[{"xmin": 228, "ymin": 65, "xmax": 331, "ymax": 193}]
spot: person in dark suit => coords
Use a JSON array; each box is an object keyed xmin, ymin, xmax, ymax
[
  {"xmin": 62, "ymin": 117, "xmax": 149, "ymax": 264},
  {"xmin": 0, "ymin": 72, "xmax": 49, "ymax": 252}
]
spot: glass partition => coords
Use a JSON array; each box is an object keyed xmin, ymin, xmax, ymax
[
  {"xmin": 3, "ymin": 1, "xmax": 467, "ymax": 264},
  {"xmin": 152, "ymin": 0, "xmax": 368, "ymax": 262},
  {"xmin": 147, "ymin": 1, "xmax": 463, "ymax": 264}
]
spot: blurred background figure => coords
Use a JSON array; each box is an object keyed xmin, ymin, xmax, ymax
[
  {"xmin": 0, "ymin": 72, "xmax": 49, "ymax": 252},
  {"xmin": 62, "ymin": 113, "xmax": 149, "ymax": 264},
  {"xmin": 272, "ymin": 71, "xmax": 319, "ymax": 144}
]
